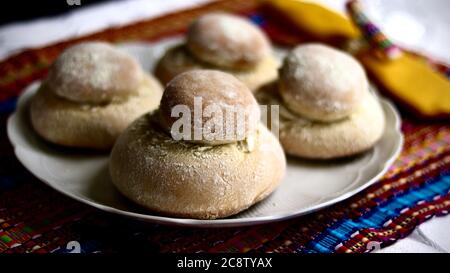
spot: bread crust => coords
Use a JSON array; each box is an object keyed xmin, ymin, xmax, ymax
[
  {"xmin": 110, "ymin": 114, "xmax": 286, "ymax": 219},
  {"xmin": 186, "ymin": 13, "xmax": 271, "ymax": 69},
  {"xmin": 158, "ymin": 70, "xmax": 260, "ymax": 145},
  {"xmin": 256, "ymin": 83, "xmax": 385, "ymax": 159},
  {"xmin": 46, "ymin": 42, "xmax": 143, "ymax": 104},
  {"xmin": 279, "ymin": 44, "xmax": 368, "ymax": 122},
  {"xmin": 30, "ymin": 74, "xmax": 163, "ymax": 149},
  {"xmin": 154, "ymin": 44, "xmax": 279, "ymax": 92}
]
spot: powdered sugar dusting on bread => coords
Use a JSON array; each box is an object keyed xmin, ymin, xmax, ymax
[
  {"xmin": 30, "ymin": 73, "xmax": 163, "ymax": 149},
  {"xmin": 159, "ymin": 70, "xmax": 260, "ymax": 145},
  {"xmin": 256, "ymin": 83, "xmax": 384, "ymax": 159},
  {"xmin": 186, "ymin": 13, "xmax": 270, "ymax": 69},
  {"xmin": 47, "ymin": 42, "xmax": 142, "ymax": 103},
  {"xmin": 154, "ymin": 44, "xmax": 280, "ymax": 91},
  {"xmin": 279, "ymin": 43, "xmax": 368, "ymax": 121},
  {"xmin": 216, "ymin": 15, "xmax": 253, "ymax": 44},
  {"xmin": 109, "ymin": 112, "xmax": 286, "ymax": 219}
]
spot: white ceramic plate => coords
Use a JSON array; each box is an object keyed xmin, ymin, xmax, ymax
[{"xmin": 7, "ymin": 39, "xmax": 403, "ymax": 227}]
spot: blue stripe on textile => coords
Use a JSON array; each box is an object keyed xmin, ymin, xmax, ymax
[
  {"xmin": 301, "ymin": 172, "xmax": 450, "ymax": 253},
  {"xmin": 53, "ymin": 239, "xmax": 101, "ymax": 254},
  {"xmin": 0, "ymin": 172, "xmax": 29, "ymax": 190},
  {"xmin": 249, "ymin": 14, "xmax": 265, "ymax": 26},
  {"xmin": 0, "ymin": 96, "xmax": 18, "ymax": 114}
]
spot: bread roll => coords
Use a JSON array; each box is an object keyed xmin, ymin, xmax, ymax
[
  {"xmin": 279, "ymin": 44, "xmax": 368, "ymax": 122},
  {"xmin": 158, "ymin": 70, "xmax": 260, "ymax": 145},
  {"xmin": 256, "ymin": 82, "xmax": 385, "ymax": 159},
  {"xmin": 186, "ymin": 13, "xmax": 270, "ymax": 69},
  {"xmin": 110, "ymin": 69, "xmax": 286, "ymax": 219},
  {"xmin": 30, "ymin": 74, "xmax": 163, "ymax": 149},
  {"xmin": 30, "ymin": 42, "xmax": 163, "ymax": 149},
  {"xmin": 154, "ymin": 13, "xmax": 279, "ymax": 92},
  {"xmin": 110, "ymin": 116, "xmax": 285, "ymax": 219},
  {"xmin": 46, "ymin": 42, "xmax": 143, "ymax": 104}
]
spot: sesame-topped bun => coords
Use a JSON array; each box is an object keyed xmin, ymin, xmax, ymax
[
  {"xmin": 186, "ymin": 13, "xmax": 271, "ymax": 70},
  {"xmin": 158, "ymin": 70, "xmax": 260, "ymax": 145},
  {"xmin": 30, "ymin": 41, "xmax": 163, "ymax": 149},
  {"xmin": 46, "ymin": 42, "xmax": 143, "ymax": 104},
  {"xmin": 279, "ymin": 44, "xmax": 368, "ymax": 122}
]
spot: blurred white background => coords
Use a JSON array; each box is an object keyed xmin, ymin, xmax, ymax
[{"xmin": 0, "ymin": 0, "xmax": 449, "ymax": 63}]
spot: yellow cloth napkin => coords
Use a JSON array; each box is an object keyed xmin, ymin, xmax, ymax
[{"xmin": 265, "ymin": 0, "xmax": 450, "ymax": 118}]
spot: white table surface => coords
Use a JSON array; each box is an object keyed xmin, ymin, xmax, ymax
[{"xmin": 0, "ymin": 0, "xmax": 448, "ymax": 253}]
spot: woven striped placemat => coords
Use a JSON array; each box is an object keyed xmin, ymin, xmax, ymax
[{"xmin": 0, "ymin": 0, "xmax": 449, "ymax": 253}]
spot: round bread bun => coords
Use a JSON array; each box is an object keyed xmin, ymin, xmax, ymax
[
  {"xmin": 279, "ymin": 44, "xmax": 368, "ymax": 122},
  {"xmin": 256, "ymin": 83, "xmax": 385, "ymax": 159},
  {"xmin": 186, "ymin": 13, "xmax": 271, "ymax": 69},
  {"xmin": 30, "ymin": 74, "xmax": 163, "ymax": 149},
  {"xmin": 110, "ymin": 113, "xmax": 286, "ymax": 219},
  {"xmin": 154, "ymin": 44, "xmax": 279, "ymax": 92},
  {"xmin": 158, "ymin": 70, "xmax": 260, "ymax": 145},
  {"xmin": 46, "ymin": 42, "xmax": 143, "ymax": 104}
]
